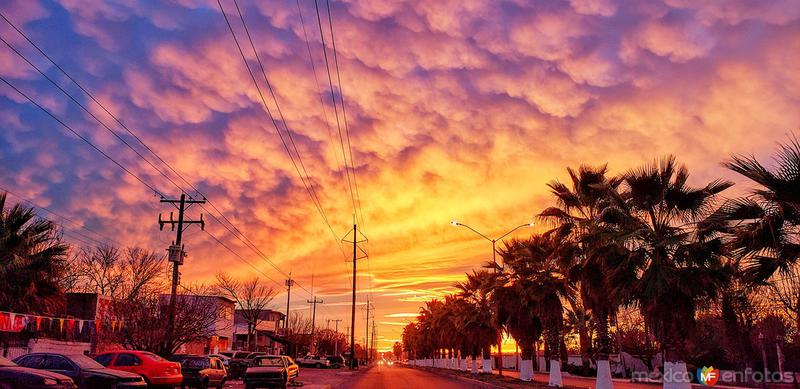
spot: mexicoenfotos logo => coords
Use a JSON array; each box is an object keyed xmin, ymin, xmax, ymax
[{"xmin": 697, "ymin": 366, "xmax": 720, "ymax": 386}]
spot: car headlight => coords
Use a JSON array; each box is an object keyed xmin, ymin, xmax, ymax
[{"xmin": 42, "ymin": 378, "xmax": 57, "ymax": 385}]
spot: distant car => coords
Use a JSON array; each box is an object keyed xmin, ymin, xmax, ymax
[
  {"xmin": 296, "ymin": 355, "xmax": 329, "ymax": 369},
  {"xmin": 224, "ymin": 352, "xmax": 253, "ymax": 379},
  {"xmin": 0, "ymin": 356, "xmax": 76, "ymax": 389},
  {"xmin": 169, "ymin": 355, "xmax": 226, "ymax": 389},
  {"xmin": 13, "ymin": 353, "xmax": 146, "ymax": 389},
  {"xmin": 325, "ymin": 356, "xmax": 345, "ymax": 369},
  {"xmin": 243, "ymin": 355, "xmax": 298, "ymax": 389},
  {"xmin": 94, "ymin": 350, "xmax": 182, "ymax": 387}
]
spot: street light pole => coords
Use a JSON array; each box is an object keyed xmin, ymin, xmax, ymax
[{"xmin": 451, "ymin": 220, "xmax": 534, "ymax": 377}]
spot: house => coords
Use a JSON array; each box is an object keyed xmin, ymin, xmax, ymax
[{"xmin": 233, "ymin": 309, "xmax": 286, "ymax": 354}]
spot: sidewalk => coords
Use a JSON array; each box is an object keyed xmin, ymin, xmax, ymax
[{"xmin": 492, "ymin": 369, "xmax": 751, "ymax": 389}]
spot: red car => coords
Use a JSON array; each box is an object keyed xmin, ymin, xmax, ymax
[{"xmin": 94, "ymin": 351, "xmax": 182, "ymax": 387}]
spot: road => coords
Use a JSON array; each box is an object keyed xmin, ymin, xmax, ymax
[{"xmin": 337, "ymin": 364, "xmax": 488, "ymax": 389}]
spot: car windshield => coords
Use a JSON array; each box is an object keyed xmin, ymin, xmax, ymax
[
  {"xmin": 0, "ymin": 357, "xmax": 15, "ymax": 367},
  {"xmin": 253, "ymin": 357, "xmax": 283, "ymax": 367},
  {"xmin": 69, "ymin": 355, "xmax": 105, "ymax": 369},
  {"xmin": 140, "ymin": 352, "xmax": 165, "ymax": 362},
  {"xmin": 182, "ymin": 357, "xmax": 210, "ymax": 369}
]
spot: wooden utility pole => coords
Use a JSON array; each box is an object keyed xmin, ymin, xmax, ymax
[
  {"xmin": 362, "ymin": 300, "xmax": 374, "ymax": 364},
  {"xmin": 284, "ymin": 275, "xmax": 294, "ymax": 330},
  {"xmin": 342, "ymin": 222, "xmax": 367, "ymax": 368},
  {"xmin": 331, "ymin": 319, "xmax": 343, "ymax": 355},
  {"xmin": 158, "ymin": 193, "xmax": 205, "ymax": 354},
  {"xmin": 308, "ymin": 297, "xmax": 324, "ymax": 336}
]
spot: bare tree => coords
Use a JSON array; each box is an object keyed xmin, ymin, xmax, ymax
[
  {"xmin": 74, "ymin": 245, "xmax": 124, "ymax": 297},
  {"xmin": 286, "ymin": 312, "xmax": 314, "ymax": 356},
  {"xmin": 315, "ymin": 328, "xmax": 347, "ymax": 356},
  {"xmin": 70, "ymin": 245, "xmax": 166, "ymax": 301},
  {"xmin": 215, "ymin": 273, "xmax": 277, "ymax": 351},
  {"xmin": 768, "ymin": 266, "xmax": 800, "ymax": 335},
  {"xmin": 108, "ymin": 283, "xmax": 227, "ymax": 356}
]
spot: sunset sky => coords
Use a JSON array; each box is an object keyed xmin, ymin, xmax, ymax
[{"xmin": 1, "ymin": 0, "xmax": 799, "ymax": 351}]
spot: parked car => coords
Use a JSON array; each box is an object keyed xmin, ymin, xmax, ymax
[
  {"xmin": 243, "ymin": 355, "xmax": 298, "ymax": 389},
  {"xmin": 296, "ymin": 355, "xmax": 329, "ymax": 368},
  {"xmin": 13, "ymin": 353, "xmax": 146, "ymax": 389},
  {"xmin": 224, "ymin": 351, "xmax": 253, "ymax": 379},
  {"xmin": 208, "ymin": 354, "xmax": 231, "ymax": 369},
  {"xmin": 171, "ymin": 355, "xmax": 226, "ymax": 389},
  {"xmin": 94, "ymin": 350, "xmax": 182, "ymax": 387},
  {"xmin": 0, "ymin": 356, "xmax": 76, "ymax": 389},
  {"xmin": 325, "ymin": 356, "xmax": 345, "ymax": 369}
]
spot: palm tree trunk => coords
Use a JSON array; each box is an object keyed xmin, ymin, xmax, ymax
[
  {"xmin": 519, "ymin": 340, "xmax": 535, "ymax": 381},
  {"xmin": 546, "ymin": 327, "xmax": 563, "ymax": 387},
  {"xmin": 595, "ymin": 311, "xmax": 613, "ymax": 389},
  {"xmin": 481, "ymin": 344, "xmax": 492, "ymax": 373}
]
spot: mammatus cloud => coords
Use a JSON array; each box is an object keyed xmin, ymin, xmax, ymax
[{"xmin": 0, "ymin": 0, "xmax": 798, "ymax": 347}]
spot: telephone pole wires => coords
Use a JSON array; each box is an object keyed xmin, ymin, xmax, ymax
[
  {"xmin": 158, "ymin": 193, "xmax": 206, "ymax": 354},
  {"xmin": 342, "ymin": 222, "xmax": 368, "ymax": 369}
]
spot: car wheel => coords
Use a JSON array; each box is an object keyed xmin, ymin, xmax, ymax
[
  {"xmin": 315, "ymin": 363, "xmax": 321, "ymax": 369},
  {"xmin": 198, "ymin": 378, "xmax": 209, "ymax": 389}
]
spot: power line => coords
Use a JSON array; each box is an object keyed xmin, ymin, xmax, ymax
[
  {"xmin": 0, "ymin": 10, "xmax": 328, "ymax": 303},
  {"xmin": 322, "ymin": 0, "xmax": 373, "ymax": 301},
  {"xmin": 0, "ymin": 184, "xmax": 124, "ymax": 247},
  {"xmin": 312, "ymin": 0, "xmax": 357, "ymax": 217},
  {"xmin": 294, "ymin": 0, "xmax": 348, "ymax": 197},
  {"xmin": 217, "ymin": 0, "xmax": 351, "ymax": 300},
  {"xmin": 0, "ymin": 76, "xmax": 164, "ymax": 197},
  {"xmin": 229, "ymin": 0, "xmax": 346, "ymax": 258},
  {"xmin": 0, "ymin": 34, "xmax": 186, "ymax": 194},
  {"xmin": 0, "ymin": 11, "xmax": 200, "ymax": 199}
]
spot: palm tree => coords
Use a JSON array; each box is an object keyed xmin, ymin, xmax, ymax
[
  {"xmin": 540, "ymin": 164, "xmax": 632, "ymax": 389},
  {"xmin": 498, "ymin": 235, "xmax": 574, "ymax": 386},
  {"xmin": 618, "ymin": 156, "xmax": 731, "ymax": 389},
  {"xmin": 0, "ymin": 192, "xmax": 70, "ymax": 314},
  {"xmin": 720, "ymin": 137, "xmax": 800, "ymax": 285},
  {"xmin": 497, "ymin": 240, "xmax": 544, "ymax": 381},
  {"xmin": 455, "ymin": 270, "xmax": 497, "ymax": 374}
]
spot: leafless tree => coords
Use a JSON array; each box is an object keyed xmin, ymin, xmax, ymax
[
  {"xmin": 107, "ymin": 283, "xmax": 227, "ymax": 356},
  {"xmin": 768, "ymin": 266, "xmax": 800, "ymax": 335},
  {"xmin": 315, "ymin": 328, "xmax": 347, "ymax": 356},
  {"xmin": 215, "ymin": 273, "xmax": 277, "ymax": 351},
  {"xmin": 287, "ymin": 312, "xmax": 314, "ymax": 356},
  {"xmin": 70, "ymin": 245, "xmax": 166, "ymax": 301}
]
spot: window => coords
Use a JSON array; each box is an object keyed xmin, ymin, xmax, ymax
[
  {"xmin": 94, "ymin": 354, "xmax": 115, "ymax": 366},
  {"xmin": 114, "ymin": 353, "xmax": 142, "ymax": 367},
  {"xmin": 212, "ymin": 359, "xmax": 222, "ymax": 369},
  {"xmin": 140, "ymin": 352, "xmax": 165, "ymax": 362},
  {"xmin": 15, "ymin": 355, "xmax": 45, "ymax": 368},
  {"xmin": 254, "ymin": 357, "xmax": 283, "ymax": 367},
  {"xmin": 182, "ymin": 357, "xmax": 210, "ymax": 369},
  {"xmin": 43, "ymin": 356, "xmax": 74, "ymax": 371}
]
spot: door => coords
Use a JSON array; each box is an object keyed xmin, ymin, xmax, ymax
[
  {"xmin": 211, "ymin": 358, "xmax": 225, "ymax": 384},
  {"xmin": 42, "ymin": 355, "xmax": 80, "ymax": 385},
  {"xmin": 110, "ymin": 353, "xmax": 142, "ymax": 375}
]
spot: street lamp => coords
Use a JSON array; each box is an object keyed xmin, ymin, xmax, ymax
[{"xmin": 451, "ymin": 220, "xmax": 535, "ymax": 376}]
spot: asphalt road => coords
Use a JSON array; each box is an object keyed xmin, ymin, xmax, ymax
[{"xmin": 336, "ymin": 365, "xmax": 489, "ymax": 389}]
